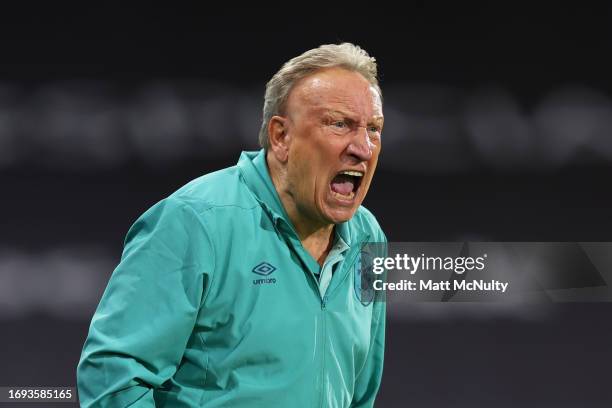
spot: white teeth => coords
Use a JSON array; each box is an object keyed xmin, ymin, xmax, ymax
[{"xmin": 340, "ymin": 170, "xmax": 363, "ymax": 177}]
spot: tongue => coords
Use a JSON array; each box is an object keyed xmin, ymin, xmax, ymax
[{"xmin": 331, "ymin": 174, "xmax": 355, "ymax": 196}]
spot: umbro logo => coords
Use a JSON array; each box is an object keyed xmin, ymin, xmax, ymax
[
  {"xmin": 252, "ymin": 262, "xmax": 276, "ymax": 276},
  {"xmin": 252, "ymin": 262, "xmax": 277, "ymax": 285}
]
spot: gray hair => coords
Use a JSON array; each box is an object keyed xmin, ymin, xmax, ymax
[{"xmin": 258, "ymin": 42, "xmax": 382, "ymax": 149}]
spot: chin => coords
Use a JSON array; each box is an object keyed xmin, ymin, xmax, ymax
[{"xmin": 324, "ymin": 206, "xmax": 359, "ymax": 224}]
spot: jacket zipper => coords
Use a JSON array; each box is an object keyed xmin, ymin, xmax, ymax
[{"xmin": 319, "ymin": 294, "xmax": 328, "ymax": 408}]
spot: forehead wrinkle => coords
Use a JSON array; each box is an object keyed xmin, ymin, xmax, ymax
[
  {"xmin": 290, "ymin": 71, "xmax": 382, "ymax": 121},
  {"xmin": 312, "ymin": 91, "xmax": 380, "ymax": 121}
]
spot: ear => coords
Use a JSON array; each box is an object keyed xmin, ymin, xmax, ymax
[{"xmin": 268, "ymin": 115, "xmax": 291, "ymax": 163}]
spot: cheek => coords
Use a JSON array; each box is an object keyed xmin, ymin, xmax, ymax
[{"xmin": 289, "ymin": 159, "xmax": 317, "ymax": 197}]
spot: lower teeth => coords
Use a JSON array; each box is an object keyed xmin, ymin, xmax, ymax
[{"xmin": 332, "ymin": 190, "xmax": 355, "ymax": 199}]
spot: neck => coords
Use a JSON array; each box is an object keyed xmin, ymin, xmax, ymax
[
  {"xmin": 296, "ymin": 222, "xmax": 335, "ymax": 266},
  {"xmin": 280, "ymin": 190, "xmax": 336, "ymax": 266},
  {"xmin": 267, "ymin": 154, "xmax": 334, "ymax": 265}
]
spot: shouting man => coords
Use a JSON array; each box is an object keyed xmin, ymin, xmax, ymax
[{"xmin": 78, "ymin": 42, "xmax": 387, "ymax": 407}]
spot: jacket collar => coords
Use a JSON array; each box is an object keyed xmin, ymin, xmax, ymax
[{"xmin": 236, "ymin": 149, "xmax": 355, "ymax": 247}]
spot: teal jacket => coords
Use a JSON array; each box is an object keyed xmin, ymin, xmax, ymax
[{"xmin": 77, "ymin": 150, "xmax": 387, "ymax": 407}]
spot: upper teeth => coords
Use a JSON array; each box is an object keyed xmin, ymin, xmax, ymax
[{"xmin": 340, "ymin": 171, "xmax": 363, "ymax": 177}]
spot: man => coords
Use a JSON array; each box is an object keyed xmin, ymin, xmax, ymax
[{"xmin": 78, "ymin": 43, "xmax": 387, "ymax": 407}]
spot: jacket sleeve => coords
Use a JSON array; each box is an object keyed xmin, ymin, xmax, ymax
[
  {"xmin": 351, "ymin": 229, "xmax": 388, "ymax": 408},
  {"xmin": 77, "ymin": 197, "xmax": 214, "ymax": 407},
  {"xmin": 350, "ymin": 299, "xmax": 386, "ymax": 407}
]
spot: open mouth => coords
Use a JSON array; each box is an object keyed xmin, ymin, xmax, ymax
[{"xmin": 330, "ymin": 170, "xmax": 364, "ymax": 201}]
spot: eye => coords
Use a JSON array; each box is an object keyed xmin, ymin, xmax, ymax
[
  {"xmin": 368, "ymin": 125, "xmax": 381, "ymax": 133},
  {"xmin": 332, "ymin": 121, "xmax": 347, "ymax": 129}
]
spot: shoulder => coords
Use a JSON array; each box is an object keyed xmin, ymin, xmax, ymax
[
  {"xmin": 351, "ymin": 205, "xmax": 387, "ymax": 243},
  {"xmin": 167, "ymin": 164, "xmax": 259, "ymax": 214},
  {"xmin": 128, "ymin": 164, "xmax": 259, "ymax": 238}
]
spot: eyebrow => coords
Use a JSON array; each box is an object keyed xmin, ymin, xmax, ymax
[{"xmin": 325, "ymin": 109, "xmax": 384, "ymax": 126}]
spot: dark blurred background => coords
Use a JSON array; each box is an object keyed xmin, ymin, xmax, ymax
[{"xmin": 1, "ymin": 4, "xmax": 612, "ymax": 407}]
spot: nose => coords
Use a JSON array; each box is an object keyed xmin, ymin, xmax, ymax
[{"xmin": 345, "ymin": 126, "xmax": 373, "ymax": 162}]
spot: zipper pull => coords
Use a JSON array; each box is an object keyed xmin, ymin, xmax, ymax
[{"xmin": 321, "ymin": 296, "xmax": 328, "ymax": 310}]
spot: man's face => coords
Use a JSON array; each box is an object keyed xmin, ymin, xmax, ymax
[{"xmin": 282, "ymin": 67, "xmax": 383, "ymax": 225}]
